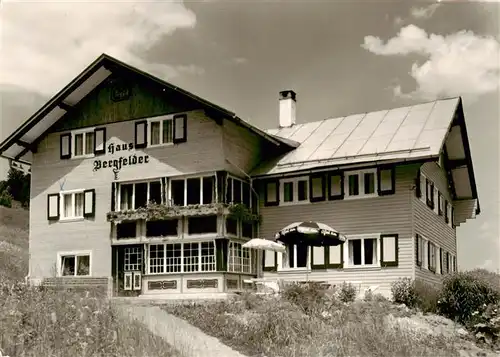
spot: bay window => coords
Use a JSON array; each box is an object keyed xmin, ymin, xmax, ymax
[
  {"xmin": 148, "ymin": 242, "xmax": 216, "ymax": 274},
  {"xmin": 119, "ymin": 180, "xmax": 162, "ymax": 210},
  {"xmin": 226, "ymin": 176, "xmax": 251, "ymax": 207},
  {"xmin": 228, "ymin": 242, "xmax": 252, "ymax": 273},
  {"xmin": 170, "ymin": 175, "xmax": 215, "ymax": 206}
]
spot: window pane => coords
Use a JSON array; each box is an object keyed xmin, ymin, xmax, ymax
[
  {"xmin": 364, "ymin": 238, "xmax": 376, "ymax": 265},
  {"xmin": 348, "ymin": 175, "xmax": 359, "ymax": 196},
  {"xmin": 242, "ymin": 182, "xmax": 250, "ymax": 207},
  {"xmin": 364, "ymin": 172, "xmax": 375, "ymax": 194},
  {"xmin": 64, "ymin": 194, "xmax": 72, "ymax": 217},
  {"xmin": 266, "ymin": 182, "xmax": 277, "ymax": 203},
  {"xmin": 183, "ymin": 243, "xmax": 199, "ymax": 272},
  {"xmin": 350, "ymin": 239, "xmax": 362, "ymax": 265},
  {"xmin": 284, "ymin": 182, "xmax": 293, "ymax": 202},
  {"xmin": 163, "ymin": 119, "xmax": 173, "ymax": 144},
  {"xmin": 151, "ymin": 121, "xmax": 160, "ymax": 145},
  {"xmin": 165, "ymin": 244, "xmax": 181, "ymax": 273},
  {"xmin": 135, "ymin": 183, "xmax": 148, "ymax": 208},
  {"xmin": 76, "ymin": 255, "xmax": 90, "ymax": 275},
  {"xmin": 149, "ymin": 244, "xmax": 165, "ymax": 274},
  {"xmin": 296, "ymin": 244, "xmax": 308, "ymax": 267},
  {"xmin": 74, "ymin": 192, "xmax": 84, "ymax": 217},
  {"xmin": 311, "ymin": 177, "xmax": 323, "ymax": 198},
  {"xmin": 62, "ymin": 256, "xmax": 75, "ymax": 276},
  {"xmin": 187, "ymin": 178, "xmax": 201, "ymax": 205},
  {"xmin": 329, "ymin": 175, "xmax": 342, "ymax": 196},
  {"xmin": 298, "ymin": 180, "xmax": 308, "ymax": 201},
  {"xmin": 226, "ymin": 178, "xmax": 233, "ymax": 203},
  {"xmin": 202, "ymin": 176, "xmax": 215, "ymax": 204},
  {"xmin": 233, "ymin": 180, "xmax": 242, "ymax": 203},
  {"xmin": 74, "ymin": 134, "xmax": 84, "ymax": 156},
  {"xmin": 120, "ymin": 184, "xmax": 133, "ymax": 210},
  {"xmin": 171, "ymin": 180, "xmax": 185, "ymax": 206},
  {"xmin": 188, "ymin": 216, "xmax": 217, "ymax": 234},
  {"xmin": 85, "ymin": 132, "xmax": 94, "ymax": 155},
  {"xmin": 287, "ymin": 244, "xmax": 295, "ymax": 268},
  {"xmin": 149, "ymin": 181, "xmax": 162, "ymax": 204},
  {"xmin": 226, "ymin": 217, "xmax": 238, "ymax": 235}
]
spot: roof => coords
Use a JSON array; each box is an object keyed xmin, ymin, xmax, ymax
[
  {"xmin": 0, "ymin": 53, "xmax": 297, "ymax": 165},
  {"xmin": 252, "ymin": 97, "xmax": 461, "ymax": 176}
]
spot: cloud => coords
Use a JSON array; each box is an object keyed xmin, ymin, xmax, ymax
[
  {"xmin": 478, "ymin": 259, "xmax": 495, "ymax": 271},
  {"xmin": 231, "ymin": 57, "xmax": 248, "ymax": 65},
  {"xmin": 362, "ymin": 25, "xmax": 500, "ymax": 100},
  {"xmin": 0, "ymin": 0, "xmax": 200, "ymax": 96},
  {"xmin": 411, "ymin": 3, "xmax": 440, "ymax": 19}
]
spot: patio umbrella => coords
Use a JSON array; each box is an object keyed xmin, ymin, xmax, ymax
[
  {"xmin": 242, "ymin": 238, "xmax": 287, "ymax": 253},
  {"xmin": 274, "ymin": 221, "xmax": 346, "ymax": 246}
]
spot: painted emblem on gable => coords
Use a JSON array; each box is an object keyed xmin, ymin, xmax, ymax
[{"xmin": 110, "ymin": 81, "xmax": 131, "ymax": 102}]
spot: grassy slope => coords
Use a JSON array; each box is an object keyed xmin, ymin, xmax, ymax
[{"xmin": 0, "ymin": 203, "xmax": 180, "ymax": 357}]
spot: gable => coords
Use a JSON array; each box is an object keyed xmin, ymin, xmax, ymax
[{"xmin": 51, "ymin": 71, "xmax": 201, "ymax": 133}]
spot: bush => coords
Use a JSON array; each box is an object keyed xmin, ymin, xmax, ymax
[
  {"xmin": 338, "ymin": 282, "xmax": 357, "ymax": 303},
  {"xmin": 437, "ymin": 271, "xmax": 500, "ymax": 325},
  {"xmin": 414, "ymin": 280, "xmax": 440, "ymax": 313},
  {"xmin": 391, "ymin": 278, "xmax": 417, "ymax": 307},
  {"xmin": 281, "ymin": 282, "xmax": 327, "ymax": 313},
  {"xmin": 0, "ymin": 191, "xmax": 13, "ymax": 208},
  {"xmin": 471, "ymin": 302, "xmax": 500, "ymax": 348}
]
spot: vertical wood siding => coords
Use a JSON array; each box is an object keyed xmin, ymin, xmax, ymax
[
  {"xmin": 259, "ymin": 164, "xmax": 417, "ymax": 297},
  {"xmin": 29, "ymin": 110, "xmax": 225, "ymax": 279}
]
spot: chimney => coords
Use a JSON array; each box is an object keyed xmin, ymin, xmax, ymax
[{"xmin": 279, "ymin": 90, "xmax": 296, "ymax": 128}]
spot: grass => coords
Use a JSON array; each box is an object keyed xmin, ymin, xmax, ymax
[{"xmin": 0, "ymin": 203, "xmax": 180, "ymax": 357}]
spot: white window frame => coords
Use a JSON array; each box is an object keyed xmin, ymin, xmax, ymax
[
  {"xmin": 124, "ymin": 246, "xmax": 142, "ymax": 271},
  {"xmin": 72, "ymin": 127, "xmax": 95, "ymax": 159},
  {"xmin": 168, "ymin": 174, "xmax": 216, "ymax": 206},
  {"xmin": 278, "ymin": 244, "xmax": 311, "ymax": 271},
  {"xmin": 279, "ymin": 176, "xmax": 309, "ymax": 205},
  {"xmin": 118, "ymin": 179, "xmax": 163, "ymax": 211},
  {"xmin": 226, "ymin": 175, "xmax": 252, "ymax": 207},
  {"xmin": 344, "ymin": 233, "xmax": 381, "ymax": 269},
  {"xmin": 228, "ymin": 242, "xmax": 252, "ymax": 273},
  {"xmin": 344, "ymin": 169, "xmax": 378, "ymax": 200},
  {"xmin": 419, "ymin": 172, "xmax": 427, "ymax": 204},
  {"xmin": 147, "ymin": 241, "xmax": 216, "ymax": 274},
  {"xmin": 57, "ymin": 250, "xmax": 92, "ymax": 277},
  {"xmin": 147, "ymin": 115, "xmax": 174, "ymax": 148},
  {"xmin": 60, "ymin": 189, "xmax": 85, "ymax": 221}
]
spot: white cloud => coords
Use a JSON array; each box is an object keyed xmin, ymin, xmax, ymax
[
  {"xmin": 232, "ymin": 57, "xmax": 248, "ymax": 65},
  {"xmin": 0, "ymin": 0, "xmax": 200, "ymax": 96},
  {"xmin": 411, "ymin": 4, "xmax": 440, "ymax": 19},
  {"xmin": 362, "ymin": 25, "xmax": 500, "ymax": 100},
  {"xmin": 478, "ymin": 259, "xmax": 495, "ymax": 271}
]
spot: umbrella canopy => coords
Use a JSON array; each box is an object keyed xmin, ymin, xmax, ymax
[
  {"xmin": 242, "ymin": 238, "xmax": 287, "ymax": 253},
  {"xmin": 274, "ymin": 221, "xmax": 346, "ymax": 247}
]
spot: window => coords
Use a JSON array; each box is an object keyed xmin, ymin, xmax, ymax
[
  {"xmin": 170, "ymin": 175, "xmax": 215, "ymax": 206},
  {"xmin": 119, "ymin": 180, "xmax": 162, "ymax": 210},
  {"xmin": 280, "ymin": 177, "xmax": 308, "ymax": 204},
  {"xmin": 241, "ymin": 221, "xmax": 253, "ymax": 238},
  {"xmin": 146, "ymin": 219, "xmax": 178, "ymax": 237},
  {"xmin": 416, "ymin": 234, "xmax": 424, "ymax": 267},
  {"xmin": 264, "ymin": 180, "xmax": 279, "ymax": 206},
  {"xmin": 441, "ymin": 249, "xmax": 449, "ymax": 274},
  {"xmin": 116, "ymin": 222, "xmax": 137, "ymax": 239},
  {"xmin": 148, "ymin": 242, "xmax": 215, "ymax": 274},
  {"xmin": 148, "ymin": 116, "xmax": 173, "ymax": 146},
  {"xmin": 60, "ymin": 190, "xmax": 85, "ymax": 220},
  {"xmin": 187, "ymin": 215, "xmax": 217, "ymax": 235},
  {"xmin": 73, "ymin": 129, "xmax": 95, "ymax": 158},
  {"xmin": 438, "ymin": 192, "xmax": 444, "ymax": 216},
  {"xmin": 328, "ymin": 172, "xmax": 343, "ymax": 200},
  {"xmin": 226, "ymin": 217, "xmax": 238, "ymax": 235},
  {"xmin": 426, "ymin": 178, "xmax": 435, "ymax": 209},
  {"xmin": 124, "ymin": 247, "xmax": 142, "ymax": 271},
  {"xmin": 428, "ymin": 241, "xmax": 437, "ymax": 272},
  {"xmin": 59, "ymin": 252, "xmax": 90, "ymax": 277},
  {"xmin": 344, "ymin": 169, "xmax": 377, "ymax": 199},
  {"xmin": 418, "ymin": 172, "xmax": 426, "ymax": 203},
  {"xmin": 347, "ymin": 236, "xmax": 377, "ymax": 267},
  {"xmin": 228, "ymin": 242, "xmax": 252, "ymax": 273},
  {"xmin": 283, "ymin": 244, "xmax": 309, "ymax": 269},
  {"xmin": 226, "ymin": 177, "xmax": 251, "ymax": 206}
]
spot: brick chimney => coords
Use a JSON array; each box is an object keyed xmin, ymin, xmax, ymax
[{"xmin": 279, "ymin": 90, "xmax": 296, "ymax": 128}]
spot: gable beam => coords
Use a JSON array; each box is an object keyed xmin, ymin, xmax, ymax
[
  {"xmin": 447, "ymin": 158, "xmax": 468, "ymax": 170},
  {"xmin": 442, "ymin": 145, "xmax": 457, "ymax": 200},
  {"xmin": 14, "ymin": 146, "xmax": 30, "ymax": 161},
  {"xmin": 58, "ymin": 101, "xmax": 74, "ymax": 111}
]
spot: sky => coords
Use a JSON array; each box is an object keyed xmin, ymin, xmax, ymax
[{"xmin": 0, "ymin": 0, "xmax": 499, "ymax": 272}]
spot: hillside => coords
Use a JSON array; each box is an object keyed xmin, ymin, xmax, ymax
[{"xmin": 0, "ymin": 202, "xmax": 29, "ymax": 281}]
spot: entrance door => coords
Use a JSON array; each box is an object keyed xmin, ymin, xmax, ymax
[{"xmin": 113, "ymin": 245, "xmax": 144, "ymax": 296}]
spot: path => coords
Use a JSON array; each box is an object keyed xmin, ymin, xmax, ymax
[{"xmin": 114, "ymin": 303, "xmax": 247, "ymax": 357}]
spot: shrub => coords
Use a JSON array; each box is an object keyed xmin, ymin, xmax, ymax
[
  {"xmin": 0, "ymin": 191, "xmax": 13, "ymax": 208},
  {"xmin": 414, "ymin": 280, "xmax": 440, "ymax": 313},
  {"xmin": 472, "ymin": 302, "xmax": 500, "ymax": 348},
  {"xmin": 437, "ymin": 271, "xmax": 500, "ymax": 325},
  {"xmin": 281, "ymin": 282, "xmax": 327, "ymax": 313},
  {"xmin": 391, "ymin": 278, "xmax": 417, "ymax": 307},
  {"xmin": 338, "ymin": 282, "xmax": 357, "ymax": 303}
]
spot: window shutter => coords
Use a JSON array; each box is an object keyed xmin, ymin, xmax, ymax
[
  {"xmin": 47, "ymin": 194, "xmax": 60, "ymax": 221},
  {"xmin": 325, "ymin": 244, "xmax": 343, "ymax": 269},
  {"xmin": 381, "ymin": 234, "xmax": 398, "ymax": 267},
  {"xmin": 83, "ymin": 189, "xmax": 96, "ymax": 218},
  {"xmin": 311, "ymin": 246, "xmax": 326, "ymax": 269},
  {"xmin": 444, "ymin": 200, "xmax": 449, "ymax": 223},
  {"xmin": 94, "ymin": 127, "xmax": 106, "ymax": 155},
  {"xmin": 111, "ymin": 183, "xmax": 116, "ymax": 211},
  {"xmin": 415, "ymin": 234, "xmax": 422, "ymax": 267},
  {"xmin": 439, "ymin": 248, "xmax": 444, "ymax": 274},
  {"xmin": 328, "ymin": 172, "xmax": 344, "ymax": 200},
  {"xmin": 262, "ymin": 251, "xmax": 277, "ymax": 272},
  {"xmin": 309, "ymin": 174, "xmax": 326, "ymax": 202},
  {"xmin": 161, "ymin": 177, "xmax": 167, "ymax": 205},
  {"xmin": 415, "ymin": 170, "xmax": 421, "ymax": 198},
  {"xmin": 173, "ymin": 114, "xmax": 187, "ymax": 144},
  {"xmin": 264, "ymin": 179, "xmax": 279, "ymax": 207},
  {"xmin": 134, "ymin": 120, "xmax": 147, "ymax": 149},
  {"xmin": 438, "ymin": 192, "xmax": 443, "ymax": 216},
  {"xmin": 377, "ymin": 167, "xmax": 395, "ymax": 196},
  {"xmin": 426, "ymin": 179, "xmax": 435, "ymax": 209},
  {"xmin": 450, "ymin": 206, "xmax": 454, "ymax": 227},
  {"xmin": 60, "ymin": 133, "xmax": 71, "ymax": 159}
]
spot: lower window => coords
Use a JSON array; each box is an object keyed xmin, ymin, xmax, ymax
[
  {"xmin": 59, "ymin": 253, "xmax": 90, "ymax": 276},
  {"xmin": 347, "ymin": 237, "xmax": 377, "ymax": 266},
  {"xmin": 228, "ymin": 242, "xmax": 252, "ymax": 273},
  {"xmin": 61, "ymin": 191, "xmax": 84, "ymax": 219},
  {"xmin": 283, "ymin": 244, "xmax": 309, "ymax": 269},
  {"xmin": 148, "ymin": 241, "xmax": 216, "ymax": 274}
]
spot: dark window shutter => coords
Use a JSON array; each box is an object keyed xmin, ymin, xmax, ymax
[
  {"xmin": 309, "ymin": 174, "xmax": 326, "ymax": 202},
  {"xmin": 47, "ymin": 194, "xmax": 60, "ymax": 221},
  {"xmin": 426, "ymin": 179, "xmax": 435, "ymax": 209},
  {"xmin": 444, "ymin": 200, "xmax": 449, "ymax": 223},
  {"xmin": 264, "ymin": 179, "xmax": 279, "ymax": 207},
  {"xmin": 311, "ymin": 246, "xmax": 326, "ymax": 270},
  {"xmin": 415, "ymin": 170, "xmax": 421, "ymax": 198},
  {"xmin": 83, "ymin": 189, "xmax": 96, "ymax": 218},
  {"xmin": 439, "ymin": 248, "xmax": 443, "ymax": 274},
  {"xmin": 438, "ymin": 192, "xmax": 443, "ymax": 216},
  {"xmin": 111, "ymin": 183, "xmax": 116, "ymax": 211},
  {"xmin": 134, "ymin": 120, "xmax": 147, "ymax": 149},
  {"xmin": 94, "ymin": 128, "xmax": 106, "ymax": 155},
  {"xmin": 173, "ymin": 114, "xmax": 187, "ymax": 144},
  {"xmin": 262, "ymin": 251, "xmax": 278, "ymax": 272},
  {"xmin": 380, "ymin": 234, "xmax": 398, "ymax": 267},
  {"xmin": 325, "ymin": 244, "xmax": 343, "ymax": 269},
  {"xmin": 415, "ymin": 234, "xmax": 422, "ymax": 267},
  {"xmin": 60, "ymin": 133, "xmax": 71, "ymax": 159},
  {"xmin": 216, "ymin": 171, "xmax": 226, "ymax": 204},
  {"xmin": 328, "ymin": 172, "xmax": 344, "ymax": 200},
  {"xmin": 377, "ymin": 166, "xmax": 396, "ymax": 196},
  {"xmin": 451, "ymin": 206, "xmax": 454, "ymax": 227},
  {"xmin": 215, "ymin": 238, "xmax": 229, "ymax": 271}
]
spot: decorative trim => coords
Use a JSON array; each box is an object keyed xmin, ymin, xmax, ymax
[
  {"xmin": 110, "ymin": 80, "xmax": 131, "ymax": 102},
  {"xmin": 226, "ymin": 279, "xmax": 239, "ymax": 290},
  {"xmin": 148, "ymin": 280, "xmax": 177, "ymax": 290},
  {"xmin": 186, "ymin": 279, "xmax": 218, "ymax": 289}
]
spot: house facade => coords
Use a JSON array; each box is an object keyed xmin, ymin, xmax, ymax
[{"xmin": 0, "ymin": 54, "xmax": 480, "ymax": 299}]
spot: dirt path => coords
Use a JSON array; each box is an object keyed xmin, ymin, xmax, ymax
[{"xmin": 114, "ymin": 303, "xmax": 247, "ymax": 357}]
